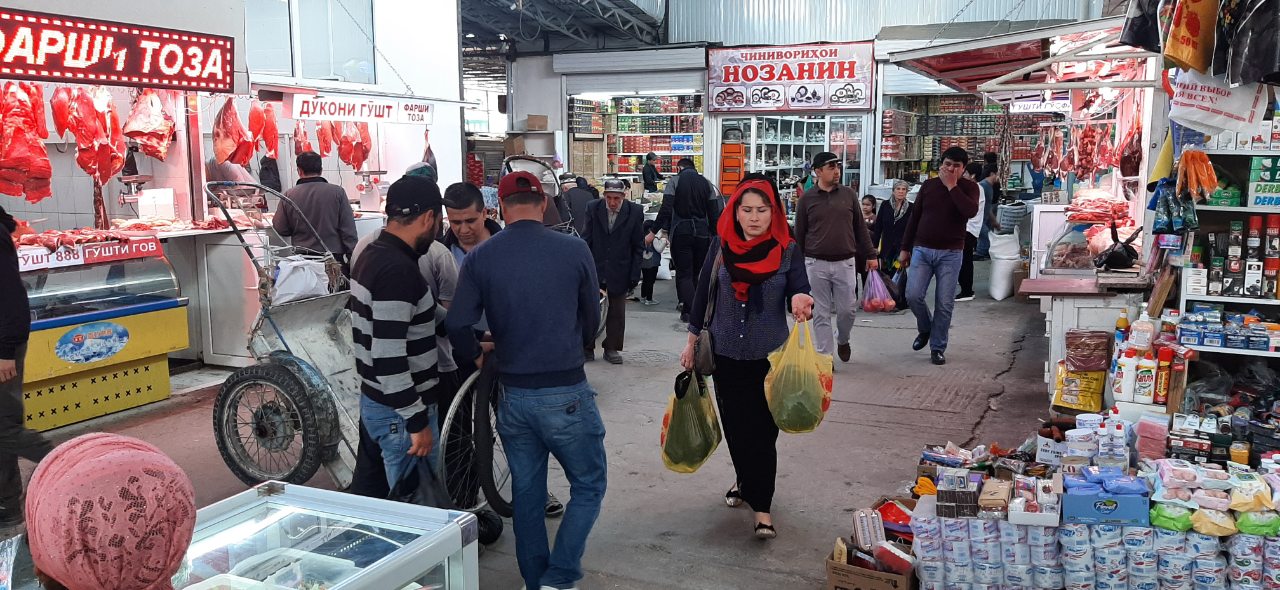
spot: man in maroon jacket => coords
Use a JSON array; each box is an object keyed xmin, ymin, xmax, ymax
[{"xmin": 898, "ymin": 147, "xmax": 981, "ymax": 366}]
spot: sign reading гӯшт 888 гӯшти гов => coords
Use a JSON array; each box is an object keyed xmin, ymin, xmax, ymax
[
  {"xmin": 0, "ymin": 7, "xmax": 233, "ymax": 92},
  {"xmin": 707, "ymin": 43, "xmax": 875, "ymax": 113}
]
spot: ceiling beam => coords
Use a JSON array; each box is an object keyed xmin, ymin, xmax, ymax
[
  {"xmin": 477, "ymin": 0, "xmax": 593, "ymax": 44},
  {"xmin": 561, "ymin": 0, "xmax": 660, "ymax": 45}
]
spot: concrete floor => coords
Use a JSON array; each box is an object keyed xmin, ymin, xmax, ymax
[{"xmin": 18, "ymin": 263, "xmax": 1049, "ymax": 589}]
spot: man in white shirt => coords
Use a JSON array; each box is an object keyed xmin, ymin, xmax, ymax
[{"xmin": 958, "ymin": 163, "xmax": 1001, "ymax": 301}]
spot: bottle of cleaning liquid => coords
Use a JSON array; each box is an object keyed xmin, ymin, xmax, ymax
[
  {"xmin": 1134, "ymin": 350, "xmax": 1157, "ymax": 404},
  {"xmin": 1115, "ymin": 349, "xmax": 1138, "ymax": 402},
  {"xmin": 1112, "ymin": 421, "xmax": 1130, "ymax": 465},
  {"xmin": 1154, "ymin": 347, "xmax": 1174, "ymax": 405},
  {"xmin": 1129, "ymin": 305, "xmax": 1156, "ymax": 352}
]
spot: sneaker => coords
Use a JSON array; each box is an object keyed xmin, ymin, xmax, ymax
[
  {"xmin": 643, "ymin": 298, "xmax": 660, "ymax": 306},
  {"xmin": 955, "ymin": 292, "xmax": 975, "ymax": 302},
  {"xmin": 604, "ymin": 350, "xmax": 623, "ymax": 365},
  {"xmin": 545, "ymin": 493, "xmax": 565, "ymax": 518}
]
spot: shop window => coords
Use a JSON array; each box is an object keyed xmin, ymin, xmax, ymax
[
  {"xmin": 245, "ymin": 0, "xmax": 294, "ymax": 76},
  {"xmin": 298, "ymin": 0, "xmax": 377, "ymax": 84}
]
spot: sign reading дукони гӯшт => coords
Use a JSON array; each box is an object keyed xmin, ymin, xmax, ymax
[{"xmin": 707, "ymin": 42, "xmax": 875, "ymax": 113}]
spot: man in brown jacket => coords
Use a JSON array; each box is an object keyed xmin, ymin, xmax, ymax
[{"xmin": 274, "ymin": 151, "xmax": 359, "ymax": 268}]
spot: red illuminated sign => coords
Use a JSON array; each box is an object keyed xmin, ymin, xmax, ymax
[{"xmin": 0, "ymin": 8, "xmax": 234, "ymax": 92}]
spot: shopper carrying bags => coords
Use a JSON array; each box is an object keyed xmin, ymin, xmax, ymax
[
  {"xmin": 872, "ymin": 180, "xmax": 913, "ymax": 271},
  {"xmin": 679, "ymin": 175, "xmax": 814, "ymax": 540}
]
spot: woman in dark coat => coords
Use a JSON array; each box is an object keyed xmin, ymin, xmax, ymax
[{"xmin": 873, "ymin": 180, "xmax": 913, "ymax": 271}]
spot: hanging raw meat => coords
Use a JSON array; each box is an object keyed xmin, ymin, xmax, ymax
[
  {"xmin": 1075, "ymin": 126, "xmax": 1100, "ymax": 180},
  {"xmin": 422, "ymin": 127, "xmax": 437, "ymax": 171},
  {"xmin": 122, "ymin": 89, "xmax": 176, "ymax": 161},
  {"xmin": 1059, "ymin": 128, "xmax": 1076, "ymax": 177},
  {"xmin": 1030, "ymin": 131, "xmax": 1047, "ymax": 172},
  {"xmin": 248, "ymin": 101, "xmax": 265, "ymax": 144},
  {"xmin": 1120, "ymin": 124, "xmax": 1144, "ymax": 177},
  {"xmin": 1095, "ymin": 124, "xmax": 1114, "ymax": 170},
  {"xmin": 212, "ymin": 97, "xmax": 254, "ymax": 166},
  {"xmin": 337, "ymin": 122, "xmax": 355, "ymax": 166},
  {"xmin": 293, "ymin": 120, "xmax": 314, "ymax": 154},
  {"xmin": 260, "ymin": 103, "xmax": 279, "ymax": 159},
  {"xmin": 66, "ymin": 86, "xmax": 126, "ymax": 187},
  {"xmin": 317, "ymin": 121, "xmax": 334, "ymax": 156},
  {"xmin": 19, "ymin": 83, "xmax": 47, "ymax": 140},
  {"xmin": 0, "ymin": 82, "xmax": 52, "ymax": 203},
  {"xmin": 50, "ymin": 86, "xmax": 71, "ymax": 138},
  {"xmin": 351, "ymin": 122, "xmax": 372, "ymax": 171},
  {"xmin": 1046, "ymin": 131, "xmax": 1062, "ymax": 172}
]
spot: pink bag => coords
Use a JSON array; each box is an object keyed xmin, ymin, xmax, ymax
[{"xmin": 861, "ymin": 270, "xmax": 897, "ymax": 313}]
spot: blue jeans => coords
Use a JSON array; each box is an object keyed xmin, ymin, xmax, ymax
[
  {"xmin": 976, "ymin": 220, "xmax": 991, "ymax": 258},
  {"xmin": 906, "ymin": 246, "xmax": 963, "ymax": 352},
  {"xmin": 360, "ymin": 396, "xmax": 440, "ymax": 491},
  {"xmin": 499, "ymin": 381, "xmax": 607, "ymax": 590}
]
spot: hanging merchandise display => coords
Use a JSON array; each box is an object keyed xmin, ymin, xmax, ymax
[
  {"xmin": 1169, "ymin": 70, "xmax": 1269, "ymax": 135},
  {"xmin": 1164, "ymin": 0, "xmax": 1222, "ymax": 73}
]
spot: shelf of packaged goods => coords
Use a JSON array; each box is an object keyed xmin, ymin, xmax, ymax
[
  {"xmin": 1202, "ymin": 149, "xmax": 1280, "ymax": 156},
  {"xmin": 1188, "ymin": 344, "xmax": 1280, "ymax": 358},
  {"xmin": 1185, "ymin": 294, "xmax": 1280, "ymax": 305},
  {"xmin": 615, "ymin": 132, "xmax": 704, "ymax": 136},
  {"xmin": 572, "ymin": 133, "xmax": 605, "ymax": 140},
  {"xmin": 616, "ymin": 152, "xmax": 703, "ymax": 156},
  {"xmin": 1195, "ymin": 205, "xmax": 1253, "ymax": 212},
  {"xmin": 612, "ymin": 112, "xmax": 704, "ymax": 117}
]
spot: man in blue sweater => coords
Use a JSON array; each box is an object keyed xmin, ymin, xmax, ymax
[{"xmin": 447, "ymin": 171, "xmax": 605, "ymax": 590}]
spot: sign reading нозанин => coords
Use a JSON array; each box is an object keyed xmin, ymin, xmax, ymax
[
  {"xmin": 707, "ymin": 43, "xmax": 875, "ymax": 113},
  {"xmin": 0, "ymin": 8, "xmax": 234, "ymax": 92}
]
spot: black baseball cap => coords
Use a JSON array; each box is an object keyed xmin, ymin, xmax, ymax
[
  {"xmin": 813, "ymin": 152, "xmax": 840, "ymax": 169},
  {"xmin": 386, "ymin": 175, "xmax": 442, "ymax": 218}
]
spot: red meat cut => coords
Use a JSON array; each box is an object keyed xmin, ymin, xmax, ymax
[
  {"xmin": 0, "ymin": 82, "xmax": 53, "ymax": 203},
  {"xmin": 317, "ymin": 121, "xmax": 334, "ymax": 156},
  {"xmin": 51, "ymin": 86, "xmax": 72, "ymax": 138},
  {"xmin": 19, "ymin": 82, "xmax": 47, "ymax": 139},
  {"xmin": 293, "ymin": 120, "xmax": 314, "ymax": 154},
  {"xmin": 122, "ymin": 88, "xmax": 176, "ymax": 161},
  {"xmin": 351, "ymin": 122, "xmax": 372, "ymax": 171},
  {"xmin": 213, "ymin": 97, "xmax": 254, "ymax": 166},
  {"xmin": 248, "ymin": 101, "xmax": 265, "ymax": 143},
  {"xmin": 337, "ymin": 122, "xmax": 355, "ymax": 166},
  {"xmin": 260, "ymin": 103, "xmax": 279, "ymax": 159}
]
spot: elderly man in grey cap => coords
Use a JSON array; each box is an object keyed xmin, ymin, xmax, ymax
[{"xmin": 793, "ymin": 151, "xmax": 878, "ymax": 364}]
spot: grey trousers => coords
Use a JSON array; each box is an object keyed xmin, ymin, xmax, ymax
[
  {"xmin": 0, "ymin": 344, "xmax": 53, "ymax": 507},
  {"xmin": 806, "ymin": 257, "xmax": 859, "ymax": 356}
]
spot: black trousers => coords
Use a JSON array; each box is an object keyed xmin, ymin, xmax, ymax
[
  {"xmin": 673, "ymin": 233, "xmax": 711, "ymax": 315},
  {"xmin": 593, "ymin": 294, "xmax": 627, "ymax": 352},
  {"xmin": 0, "ymin": 344, "xmax": 53, "ymax": 508},
  {"xmin": 712, "ymin": 354, "xmax": 778, "ymax": 514},
  {"xmin": 959, "ymin": 233, "xmax": 978, "ymax": 296},
  {"xmin": 347, "ymin": 369, "xmax": 461, "ymax": 499},
  {"xmin": 640, "ymin": 266, "xmax": 659, "ymax": 300}
]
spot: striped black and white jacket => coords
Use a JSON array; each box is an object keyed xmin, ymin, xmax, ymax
[{"xmin": 350, "ymin": 231, "xmax": 439, "ymax": 433}]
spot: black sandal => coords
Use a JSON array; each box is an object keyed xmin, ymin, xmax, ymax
[
  {"xmin": 754, "ymin": 522, "xmax": 777, "ymax": 540},
  {"xmin": 724, "ymin": 486, "xmax": 743, "ymax": 508}
]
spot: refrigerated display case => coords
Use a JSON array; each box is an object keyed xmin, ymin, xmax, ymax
[{"xmin": 180, "ymin": 482, "xmax": 478, "ymax": 589}]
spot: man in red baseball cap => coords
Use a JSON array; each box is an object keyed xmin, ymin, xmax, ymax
[{"xmin": 447, "ymin": 170, "xmax": 607, "ymax": 590}]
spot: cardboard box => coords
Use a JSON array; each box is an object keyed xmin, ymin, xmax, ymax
[
  {"xmin": 1253, "ymin": 156, "xmax": 1280, "ymax": 170},
  {"xmin": 826, "ymin": 551, "xmax": 915, "ymax": 590},
  {"xmin": 1008, "ymin": 506, "xmax": 1060, "ymax": 526},
  {"xmin": 1250, "ymin": 182, "xmax": 1280, "ymax": 210},
  {"xmin": 1247, "ymin": 260, "xmax": 1265, "ymax": 296},
  {"xmin": 503, "ymin": 135, "xmax": 526, "ymax": 155},
  {"xmin": 936, "ymin": 502, "xmax": 979, "ymax": 518},
  {"xmin": 523, "ymin": 114, "xmax": 548, "ymax": 131},
  {"xmin": 1251, "ymin": 169, "xmax": 1280, "ymax": 182},
  {"xmin": 979, "ymin": 479, "xmax": 1012, "ymax": 509},
  {"xmin": 1036, "ymin": 435, "xmax": 1066, "ymax": 465},
  {"xmin": 1062, "ymin": 491, "xmax": 1151, "ymax": 526},
  {"xmin": 1186, "ymin": 268, "xmax": 1209, "ymax": 296}
]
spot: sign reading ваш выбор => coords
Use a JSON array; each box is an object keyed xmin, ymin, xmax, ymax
[{"xmin": 707, "ymin": 43, "xmax": 875, "ymax": 113}]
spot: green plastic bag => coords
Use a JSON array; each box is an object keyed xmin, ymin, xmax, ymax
[
  {"xmin": 764, "ymin": 321, "xmax": 834, "ymax": 434},
  {"xmin": 1151, "ymin": 503, "xmax": 1194, "ymax": 531},
  {"xmin": 1238, "ymin": 511, "xmax": 1280, "ymax": 536},
  {"xmin": 660, "ymin": 372, "xmax": 722, "ymax": 474}
]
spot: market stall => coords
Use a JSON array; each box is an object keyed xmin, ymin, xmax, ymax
[
  {"xmin": 705, "ymin": 41, "xmax": 876, "ymax": 206},
  {"xmin": 0, "ymin": 7, "xmax": 247, "ymax": 428}
]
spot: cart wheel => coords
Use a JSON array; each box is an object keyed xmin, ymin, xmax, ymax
[
  {"xmin": 214, "ymin": 363, "xmax": 325, "ymax": 486},
  {"xmin": 472, "ymin": 365, "xmax": 513, "ymax": 518},
  {"xmin": 440, "ymin": 371, "xmax": 486, "ymax": 512}
]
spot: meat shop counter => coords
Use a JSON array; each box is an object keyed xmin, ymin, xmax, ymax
[
  {"xmin": 19, "ymin": 242, "xmax": 188, "ymax": 431},
  {"xmin": 1019, "ymin": 276, "xmax": 1146, "ymax": 406}
]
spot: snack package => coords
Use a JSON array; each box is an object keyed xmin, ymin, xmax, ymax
[
  {"xmin": 1238, "ymin": 512, "xmax": 1280, "ymax": 537},
  {"xmin": 873, "ymin": 541, "xmax": 915, "ymax": 575},
  {"xmin": 1192, "ymin": 508, "xmax": 1240, "ymax": 536},
  {"xmin": 1233, "ymin": 473, "xmax": 1278, "ymax": 512},
  {"xmin": 1153, "ymin": 481, "xmax": 1200, "ymax": 510},
  {"xmin": 1157, "ymin": 458, "xmax": 1204, "ymax": 488},
  {"xmin": 1151, "ymin": 503, "xmax": 1195, "ymax": 531},
  {"xmin": 1192, "ymin": 488, "xmax": 1232, "ymax": 511},
  {"xmin": 1199, "ymin": 464, "xmax": 1234, "ymax": 491},
  {"xmin": 1105, "ymin": 475, "xmax": 1150, "ymax": 495}
]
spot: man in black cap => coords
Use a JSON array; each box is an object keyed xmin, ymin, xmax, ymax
[
  {"xmin": 582, "ymin": 178, "xmax": 645, "ymax": 364},
  {"xmin": 794, "ymin": 151, "xmax": 878, "ymax": 364},
  {"xmin": 642, "ymin": 152, "xmax": 663, "ymax": 192},
  {"xmin": 350, "ymin": 176, "xmax": 444, "ymax": 491},
  {"xmin": 648, "ymin": 158, "xmax": 718, "ymax": 321}
]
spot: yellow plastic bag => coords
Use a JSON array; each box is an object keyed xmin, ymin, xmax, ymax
[
  {"xmin": 1163, "ymin": 0, "xmax": 1219, "ymax": 73},
  {"xmin": 764, "ymin": 321, "xmax": 834, "ymax": 434},
  {"xmin": 660, "ymin": 371, "xmax": 722, "ymax": 473}
]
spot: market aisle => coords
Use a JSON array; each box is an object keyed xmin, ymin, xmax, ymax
[{"xmin": 15, "ymin": 266, "xmax": 1046, "ymax": 589}]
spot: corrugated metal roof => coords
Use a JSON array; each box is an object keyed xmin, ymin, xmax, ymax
[
  {"xmin": 553, "ymin": 46, "xmax": 705, "ymax": 73},
  {"xmin": 669, "ymin": 0, "xmax": 1092, "ymax": 46}
]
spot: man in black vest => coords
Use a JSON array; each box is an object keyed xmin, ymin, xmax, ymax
[{"xmin": 647, "ymin": 158, "xmax": 718, "ymax": 321}]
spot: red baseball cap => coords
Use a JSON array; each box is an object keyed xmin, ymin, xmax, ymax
[{"xmin": 498, "ymin": 171, "xmax": 546, "ymax": 201}]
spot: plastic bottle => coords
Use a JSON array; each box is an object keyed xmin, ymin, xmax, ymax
[
  {"xmin": 1129, "ymin": 306, "xmax": 1156, "ymax": 352},
  {"xmin": 1115, "ymin": 349, "xmax": 1138, "ymax": 402},
  {"xmin": 1154, "ymin": 348, "xmax": 1174, "ymax": 405},
  {"xmin": 1116, "ymin": 312, "xmax": 1130, "ymax": 341},
  {"xmin": 1134, "ymin": 350, "xmax": 1157, "ymax": 404}
]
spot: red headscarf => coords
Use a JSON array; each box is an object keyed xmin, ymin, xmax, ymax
[{"xmin": 718, "ymin": 179, "xmax": 793, "ymax": 301}]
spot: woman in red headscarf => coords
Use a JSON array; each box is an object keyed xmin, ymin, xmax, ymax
[{"xmin": 680, "ymin": 174, "xmax": 813, "ymax": 540}]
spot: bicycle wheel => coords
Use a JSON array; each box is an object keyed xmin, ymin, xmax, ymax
[
  {"xmin": 473, "ymin": 364, "xmax": 513, "ymax": 517},
  {"xmin": 597, "ymin": 293, "xmax": 608, "ymax": 340},
  {"xmin": 440, "ymin": 371, "xmax": 486, "ymax": 512}
]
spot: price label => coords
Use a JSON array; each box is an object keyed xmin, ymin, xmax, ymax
[
  {"xmin": 47, "ymin": 246, "xmax": 83, "ymax": 268},
  {"xmin": 16, "ymin": 247, "xmax": 51, "ymax": 272},
  {"xmin": 81, "ymin": 237, "xmax": 163, "ymax": 265}
]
